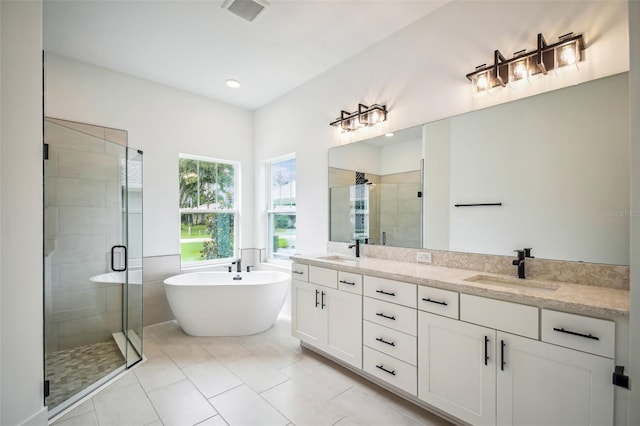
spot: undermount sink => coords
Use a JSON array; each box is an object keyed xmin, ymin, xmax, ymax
[
  {"xmin": 464, "ymin": 274, "xmax": 560, "ymax": 294},
  {"xmin": 316, "ymin": 255, "xmax": 358, "ymax": 263}
]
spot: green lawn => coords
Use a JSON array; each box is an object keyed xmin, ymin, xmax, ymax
[
  {"xmin": 181, "ymin": 224, "xmax": 208, "ymax": 239},
  {"xmin": 181, "ymin": 241, "xmax": 204, "ymax": 262},
  {"xmin": 275, "ymin": 228, "xmax": 296, "ymax": 235}
]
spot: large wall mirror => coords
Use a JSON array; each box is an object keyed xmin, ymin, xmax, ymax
[
  {"xmin": 329, "ymin": 126, "xmax": 423, "ymax": 248},
  {"xmin": 328, "ymin": 72, "xmax": 629, "ymax": 265}
]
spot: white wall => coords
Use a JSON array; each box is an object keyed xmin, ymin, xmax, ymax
[
  {"xmin": 253, "ymin": 0, "xmax": 629, "ymax": 255},
  {"xmin": 45, "ymin": 54, "xmax": 254, "ymax": 258},
  {"xmin": 379, "ymin": 139, "xmax": 421, "ymax": 176},
  {"xmin": 328, "ymin": 142, "xmax": 381, "ymax": 175},
  {"xmin": 0, "ymin": 2, "xmax": 47, "ymax": 425},
  {"xmin": 628, "ymin": 1, "xmax": 639, "ymax": 423}
]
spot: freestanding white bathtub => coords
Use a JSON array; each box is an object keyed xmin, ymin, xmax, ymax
[{"xmin": 163, "ymin": 270, "xmax": 290, "ymax": 336}]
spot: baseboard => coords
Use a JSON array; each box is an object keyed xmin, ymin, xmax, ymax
[{"xmin": 18, "ymin": 406, "xmax": 48, "ymax": 426}]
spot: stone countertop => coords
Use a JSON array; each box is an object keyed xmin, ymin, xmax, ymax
[{"xmin": 291, "ymin": 254, "xmax": 630, "ymax": 320}]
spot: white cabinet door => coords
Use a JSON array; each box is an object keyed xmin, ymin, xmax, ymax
[
  {"xmin": 292, "ymin": 280, "xmax": 325, "ymax": 346},
  {"xmin": 418, "ymin": 311, "xmax": 496, "ymax": 426},
  {"xmin": 292, "ymin": 280, "xmax": 362, "ymax": 369},
  {"xmin": 325, "ymin": 288, "xmax": 362, "ymax": 368},
  {"xmin": 497, "ymin": 332, "xmax": 614, "ymax": 426}
]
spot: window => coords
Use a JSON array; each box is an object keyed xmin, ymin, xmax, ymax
[
  {"xmin": 179, "ymin": 155, "xmax": 239, "ymax": 265},
  {"xmin": 268, "ymin": 155, "xmax": 296, "ymax": 261}
]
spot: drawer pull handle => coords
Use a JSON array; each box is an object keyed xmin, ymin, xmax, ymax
[
  {"xmin": 315, "ymin": 289, "xmax": 319, "ymax": 308},
  {"xmin": 292, "ymin": 270, "xmax": 304, "ymax": 275},
  {"xmin": 553, "ymin": 327, "xmax": 600, "ymax": 341},
  {"xmin": 422, "ymin": 297, "xmax": 448, "ymax": 306},
  {"xmin": 376, "ymin": 312, "xmax": 396, "ymax": 321},
  {"xmin": 484, "ymin": 335, "xmax": 489, "ymax": 366},
  {"xmin": 376, "ymin": 364, "xmax": 396, "ymax": 376},
  {"xmin": 501, "ymin": 340, "xmax": 506, "ymax": 371},
  {"xmin": 376, "ymin": 337, "xmax": 396, "ymax": 347},
  {"xmin": 339, "ymin": 280, "xmax": 356, "ymax": 286},
  {"xmin": 321, "ymin": 291, "xmax": 326, "ymax": 309},
  {"xmin": 376, "ymin": 289, "xmax": 396, "ymax": 297}
]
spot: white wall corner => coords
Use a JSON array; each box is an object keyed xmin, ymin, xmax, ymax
[
  {"xmin": 1, "ymin": 1, "xmax": 46, "ymax": 425},
  {"xmin": 627, "ymin": 1, "xmax": 640, "ymax": 424}
]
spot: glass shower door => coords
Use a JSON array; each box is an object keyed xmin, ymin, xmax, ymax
[
  {"xmin": 125, "ymin": 148, "xmax": 143, "ymax": 367},
  {"xmin": 43, "ymin": 118, "xmax": 143, "ymax": 416}
]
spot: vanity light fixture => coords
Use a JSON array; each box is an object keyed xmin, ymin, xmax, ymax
[
  {"xmin": 329, "ymin": 103, "xmax": 387, "ymax": 133},
  {"xmin": 467, "ymin": 32, "xmax": 585, "ymax": 96}
]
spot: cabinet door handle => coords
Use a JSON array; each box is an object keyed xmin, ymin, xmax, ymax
[
  {"xmin": 376, "ymin": 364, "xmax": 396, "ymax": 376},
  {"xmin": 553, "ymin": 327, "xmax": 600, "ymax": 341},
  {"xmin": 339, "ymin": 280, "xmax": 355, "ymax": 286},
  {"xmin": 484, "ymin": 336, "xmax": 489, "ymax": 366},
  {"xmin": 315, "ymin": 289, "xmax": 319, "ymax": 308},
  {"xmin": 376, "ymin": 337, "xmax": 396, "ymax": 347},
  {"xmin": 292, "ymin": 270, "xmax": 304, "ymax": 275},
  {"xmin": 376, "ymin": 312, "xmax": 396, "ymax": 321},
  {"xmin": 376, "ymin": 289, "xmax": 396, "ymax": 297},
  {"xmin": 501, "ymin": 340, "xmax": 506, "ymax": 371},
  {"xmin": 321, "ymin": 291, "xmax": 326, "ymax": 309},
  {"xmin": 422, "ymin": 297, "xmax": 448, "ymax": 306}
]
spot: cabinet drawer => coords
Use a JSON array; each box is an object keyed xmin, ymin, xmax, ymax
[
  {"xmin": 364, "ymin": 297, "xmax": 417, "ymax": 336},
  {"xmin": 338, "ymin": 271, "xmax": 362, "ymax": 295},
  {"xmin": 460, "ymin": 294, "xmax": 538, "ymax": 339},
  {"xmin": 541, "ymin": 309, "xmax": 615, "ymax": 358},
  {"xmin": 309, "ymin": 266, "xmax": 337, "ymax": 289},
  {"xmin": 363, "ymin": 347, "xmax": 417, "ymax": 396},
  {"xmin": 291, "ymin": 263, "xmax": 309, "ymax": 282},
  {"xmin": 417, "ymin": 286, "xmax": 459, "ymax": 319},
  {"xmin": 364, "ymin": 321, "xmax": 417, "ymax": 365},
  {"xmin": 364, "ymin": 276, "xmax": 416, "ymax": 308}
]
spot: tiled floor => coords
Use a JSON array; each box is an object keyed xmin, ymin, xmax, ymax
[{"xmin": 51, "ymin": 317, "xmax": 453, "ymax": 426}]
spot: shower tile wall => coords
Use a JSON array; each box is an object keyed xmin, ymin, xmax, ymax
[
  {"xmin": 379, "ymin": 171, "xmax": 421, "ymax": 248},
  {"xmin": 45, "ymin": 122, "xmax": 124, "ymax": 352},
  {"xmin": 142, "ymin": 255, "xmax": 180, "ymax": 326}
]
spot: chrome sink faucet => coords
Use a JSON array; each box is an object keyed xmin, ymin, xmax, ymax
[{"xmin": 348, "ymin": 239, "xmax": 360, "ymax": 258}]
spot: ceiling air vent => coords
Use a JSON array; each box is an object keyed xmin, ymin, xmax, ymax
[{"xmin": 222, "ymin": 0, "xmax": 269, "ymax": 22}]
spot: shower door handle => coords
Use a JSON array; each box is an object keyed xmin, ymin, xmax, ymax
[{"xmin": 111, "ymin": 245, "xmax": 127, "ymax": 272}]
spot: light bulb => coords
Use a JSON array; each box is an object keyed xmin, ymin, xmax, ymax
[
  {"xmin": 560, "ymin": 45, "xmax": 576, "ymax": 65},
  {"xmin": 477, "ymin": 74, "xmax": 488, "ymax": 90}
]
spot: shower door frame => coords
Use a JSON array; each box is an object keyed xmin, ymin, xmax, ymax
[{"xmin": 43, "ymin": 117, "xmax": 143, "ymax": 418}]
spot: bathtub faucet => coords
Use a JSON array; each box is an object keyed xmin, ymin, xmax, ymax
[{"xmin": 232, "ymin": 258, "xmax": 242, "ymax": 273}]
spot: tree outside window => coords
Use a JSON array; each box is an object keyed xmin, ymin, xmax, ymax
[{"xmin": 179, "ymin": 156, "xmax": 238, "ymax": 264}]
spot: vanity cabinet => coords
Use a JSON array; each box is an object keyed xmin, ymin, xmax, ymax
[
  {"xmin": 291, "ymin": 259, "xmax": 618, "ymax": 426},
  {"xmin": 497, "ymin": 331, "xmax": 613, "ymax": 426},
  {"xmin": 363, "ymin": 276, "xmax": 418, "ymax": 396},
  {"xmin": 418, "ymin": 311, "xmax": 497, "ymax": 425},
  {"xmin": 292, "ymin": 266, "xmax": 362, "ymax": 369},
  {"xmin": 419, "ymin": 300, "xmax": 614, "ymax": 426}
]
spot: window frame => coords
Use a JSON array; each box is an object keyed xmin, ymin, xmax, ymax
[
  {"xmin": 266, "ymin": 153, "xmax": 296, "ymax": 263},
  {"xmin": 179, "ymin": 153, "xmax": 241, "ymax": 268}
]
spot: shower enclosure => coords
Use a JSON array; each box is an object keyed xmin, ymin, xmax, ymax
[{"xmin": 43, "ymin": 118, "xmax": 143, "ymax": 416}]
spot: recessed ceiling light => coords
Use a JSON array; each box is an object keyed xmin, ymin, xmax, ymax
[
  {"xmin": 385, "ymin": 132, "xmax": 395, "ymax": 137},
  {"xmin": 226, "ymin": 79, "xmax": 241, "ymax": 89}
]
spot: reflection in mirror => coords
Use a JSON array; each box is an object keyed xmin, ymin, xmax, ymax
[
  {"xmin": 424, "ymin": 73, "xmax": 628, "ymax": 265},
  {"xmin": 328, "ymin": 73, "xmax": 629, "ymax": 265},
  {"xmin": 329, "ymin": 126, "xmax": 423, "ymax": 248}
]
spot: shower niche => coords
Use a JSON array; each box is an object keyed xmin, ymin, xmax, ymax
[{"xmin": 43, "ymin": 118, "xmax": 143, "ymax": 416}]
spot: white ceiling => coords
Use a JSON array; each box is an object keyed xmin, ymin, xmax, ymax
[{"xmin": 44, "ymin": 0, "xmax": 448, "ymax": 110}]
